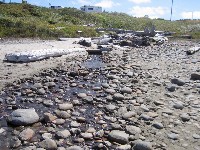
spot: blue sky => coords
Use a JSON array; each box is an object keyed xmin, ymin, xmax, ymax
[{"xmin": 4, "ymin": 0, "xmax": 200, "ymax": 20}]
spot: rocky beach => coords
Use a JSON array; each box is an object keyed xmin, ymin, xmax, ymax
[{"xmin": 0, "ymin": 38, "xmax": 200, "ymax": 150}]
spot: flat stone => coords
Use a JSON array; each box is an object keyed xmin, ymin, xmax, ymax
[
  {"xmin": 120, "ymin": 87, "xmax": 132, "ymax": 94},
  {"xmin": 80, "ymin": 132, "xmax": 93, "ymax": 139},
  {"xmin": 55, "ymin": 110, "xmax": 71, "ymax": 119},
  {"xmin": 7, "ymin": 109, "xmax": 39, "ymax": 126},
  {"xmin": 133, "ymin": 140, "xmax": 153, "ymax": 150},
  {"xmin": 191, "ymin": 73, "xmax": 200, "ymax": 80},
  {"xmin": 42, "ymin": 133, "xmax": 52, "ymax": 139},
  {"xmin": 113, "ymin": 93, "xmax": 125, "ymax": 101},
  {"xmin": 152, "ymin": 122, "xmax": 164, "ymax": 129},
  {"xmin": 55, "ymin": 130, "xmax": 71, "ymax": 139},
  {"xmin": 139, "ymin": 114, "xmax": 154, "ymax": 121},
  {"xmin": 173, "ymin": 101, "xmax": 184, "ymax": 109},
  {"xmin": 108, "ymin": 130, "xmax": 129, "ymax": 144},
  {"xmin": 19, "ymin": 128, "xmax": 35, "ymax": 141},
  {"xmin": 77, "ymin": 93, "xmax": 87, "ymax": 98},
  {"xmin": 70, "ymin": 121, "xmax": 81, "ymax": 128},
  {"xmin": 38, "ymin": 139, "xmax": 57, "ymax": 150},
  {"xmin": 58, "ymin": 103, "xmax": 73, "ymax": 110},
  {"xmin": 122, "ymin": 111, "xmax": 136, "ymax": 120},
  {"xmin": 171, "ymin": 78, "xmax": 185, "ymax": 86},
  {"xmin": 116, "ymin": 144, "xmax": 132, "ymax": 150},
  {"xmin": 105, "ymin": 104, "xmax": 117, "ymax": 112},
  {"xmin": 66, "ymin": 146, "xmax": 84, "ymax": 150},
  {"xmin": 126, "ymin": 125, "xmax": 141, "ymax": 135},
  {"xmin": 193, "ymin": 134, "xmax": 200, "ymax": 139},
  {"xmin": 167, "ymin": 133, "xmax": 179, "ymax": 140}
]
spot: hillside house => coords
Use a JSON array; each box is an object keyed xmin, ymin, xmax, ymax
[{"xmin": 80, "ymin": 5, "xmax": 102, "ymax": 13}]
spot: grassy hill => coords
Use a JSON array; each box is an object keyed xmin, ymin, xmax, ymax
[{"xmin": 0, "ymin": 3, "xmax": 200, "ymax": 39}]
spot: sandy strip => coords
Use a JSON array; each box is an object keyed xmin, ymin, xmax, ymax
[{"xmin": 0, "ymin": 38, "xmax": 89, "ymax": 90}]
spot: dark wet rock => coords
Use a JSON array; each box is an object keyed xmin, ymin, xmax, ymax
[
  {"xmin": 171, "ymin": 78, "xmax": 185, "ymax": 86},
  {"xmin": 108, "ymin": 130, "xmax": 129, "ymax": 144},
  {"xmin": 133, "ymin": 140, "xmax": 153, "ymax": 150},
  {"xmin": 191, "ymin": 73, "xmax": 200, "ymax": 80},
  {"xmin": 19, "ymin": 128, "xmax": 35, "ymax": 141},
  {"xmin": 167, "ymin": 133, "xmax": 179, "ymax": 140},
  {"xmin": 58, "ymin": 103, "xmax": 73, "ymax": 110},
  {"xmin": 126, "ymin": 125, "xmax": 141, "ymax": 135},
  {"xmin": 55, "ymin": 130, "xmax": 71, "ymax": 139},
  {"xmin": 7, "ymin": 109, "xmax": 39, "ymax": 126},
  {"xmin": 152, "ymin": 122, "xmax": 164, "ymax": 129},
  {"xmin": 38, "ymin": 139, "xmax": 57, "ymax": 150},
  {"xmin": 166, "ymin": 85, "xmax": 176, "ymax": 92},
  {"xmin": 180, "ymin": 113, "xmax": 190, "ymax": 122},
  {"xmin": 66, "ymin": 146, "xmax": 84, "ymax": 150},
  {"xmin": 113, "ymin": 93, "xmax": 125, "ymax": 101}
]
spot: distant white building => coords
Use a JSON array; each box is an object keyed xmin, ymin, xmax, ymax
[
  {"xmin": 50, "ymin": 6, "xmax": 62, "ymax": 9},
  {"xmin": 80, "ymin": 5, "xmax": 102, "ymax": 13}
]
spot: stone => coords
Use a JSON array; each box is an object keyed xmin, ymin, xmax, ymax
[
  {"xmin": 139, "ymin": 114, "xmax": 154, "ymax": 121},
  {"xmin": 105, "ymin": 104, "xmax": 117, "ymax": 112},
  {"xmin": 55, "ymin": 110, "xmax": 71, "ymax": 119},
  {"xmin": 19, "ymin": 128, "xmax": 35, "ymax": 141},
  {"xmin": 133, "ymin": 140, "xmax": 152, "ymax": 150},
  {"xmin": 167, "ymin": 133, "xmax": 179, "ymax": 140},
  {"xmin": 55, "ymin": 130, "xmax": 71, "ymax": 139},
  {"xmin": 80, "ymin": 132, "xmax": 93, "ymax": 139},
  {"xmin": 122, "ymin": 111, "xmax": 136, "ymax": 120},
  {"xmin": 37, "ymin": 88, "xmax": 46, "ymax": 95},
  {"xmin": 7, "ymin": 109, "xmax": 39, "ymax": 126},
  {"xmin": 180, "ymin": 113, "xmax": 190, "ymax": 122},
  {"xmin": 152, "ymin": 122, "xmax": 164, "ymax": 129},
  {"xmin": 108, "ymin": 130, "xmax": 129, "ymax": 144},
  {"xmin": 42, "ymin": 133, "xmax": 52, "ymax": 139},
  {"xmin": 77, "ymin": 93, "xmax": 87, "ymax": 98},
  {"xmin": 58, "ymin": 103, "xmax": 73, "ymax": 110},
  {"xmin": 38, "ymin": 139, "xmax": 57, "ymax": 150},
  {"xmin": 193, "ymin": 134, "xmax": 200, "ymax": 139},
  {"xmin": 66, "ymin": 146, "xmax": 84, "ymax": 150},
  {"xmin": 166, "ymin": 85, "xmax": 176, "ymax": 92},
  {"xmin": 102, "ymin": 83, "xmax": 110, "ymax": 88},
  {"xmin": 191, "ymin": 73, "xmax": 200, "ymax": 80},
  {"xmin": 116, "ymin": 144, "xmax": 132, "ymax": 150},
  {"xmin": 70, "ymin": 121, "xmax": 81, "ymax": 128},
  {"xmin": 171, "ymin": 78, "xmax": 185, "ymax": 86},
  {"xmin": 126, "ymin": 126, "xmax": 141, "ymax": 135},
  {"xmin": 120, "ymin": 87, "xmax": 132, "ymax": 94},
  {"xmin": 113, "ymin": 93, "xmax": 125, "ymax": 101},
  {"xmin": 173, "ymin": 101, "xmax": 184, "ymax": 109}
]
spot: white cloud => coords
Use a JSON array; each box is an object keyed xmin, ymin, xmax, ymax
[
  {"xmin": 181, "ymin": 11, "xmax": 200, "ymax": 19},
  {"xmin": 128, "ymin": 0, "xmax": 151, "ymax": 4},
  {"xmin": 95, "ymin": 0, "xmax": 120, "ymax": 8},
  {"xmin": 129, "ymin": 6, "xmax": 168, "ymax": 19},
  {"xmin": 77, "ymin": 0, "xmax": 92, "ymax": 5}
]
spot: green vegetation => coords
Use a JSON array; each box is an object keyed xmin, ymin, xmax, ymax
[{"xmin": 0, "ymin": 3, "xmax": 200, "ymax": 39}]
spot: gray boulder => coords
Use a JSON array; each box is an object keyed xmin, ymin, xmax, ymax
[
  {"xmin": 108, "ymin": 130, "xmax": 129, "ymax": 144},
  {"xmin": 7, "ymin": 109, "xmax": 39, "ymax": 126}
]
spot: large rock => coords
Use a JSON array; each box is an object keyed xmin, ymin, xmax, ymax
[
  {"xmin": 108, "ymin": 130, "xmax": 129, "ymax": 144},
  {"xmin": 171, "ymin": 78, "xmax": 185, "ymax": 86},
  {"xmin": 7, "ymin": 109, "xmax": 39, "ymax": 126},
  {"xmin": 133, "ymin": 140, "xmax": 153, "ymax": 150},
  {"xmin": 191, "ymin": 73, "xmax": 200, "ymax": 80}
]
